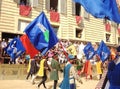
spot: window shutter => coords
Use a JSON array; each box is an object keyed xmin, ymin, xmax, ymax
[
  {"xmin": 30, "ymin": 0, "xmax": 38, "ymax": 7},
  {"xmin": 72, "ymin": 2, "xmax": 75, "ymax": 15},
  {"xmin": 45, "ymin": 0, "xmax": 50, "ymax": 11},
  {"xmin": 61, "ymin": 0, "xmax": 67, "ymax": 14}
]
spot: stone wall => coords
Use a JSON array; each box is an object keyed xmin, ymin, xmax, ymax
[
  {"xmin": 0, "ymin": 64, "xmax": 27, "ymax": 80},
  {"xmin": 0, "ymin": 64, "xmax": 97, "ymax": 80}
]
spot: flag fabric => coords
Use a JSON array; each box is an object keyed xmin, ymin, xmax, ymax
[
  {"xmin": 96, "ymin": 40, "xmax": 110, "ymax": 62},
  {"xmin": 77, "ymin": 42, "xmax": 85, "ymax": 60},
  {"xmin": 74, "ymin": 0, "xmax": 120, "ymax": 23},
  {"xmin": 76, "ymin": 16, "xmax": 82, "ymax": 25},
  {"xmin": 24, "ymin": 11, "xmax": 58, "ymax": 55},
  {"xmin": 83, "ymin": 42, "xmax": 95, "ymax": 60},
  {"xmin": 19, "ymin": 5, "xmax": 31, "ymax": 16},
  {"xmin": 20, "ymin": 34, "xmax": 39, "ymax": 58},
  {"xmin": 5, "ymin": 38, "xmax": 25, "ymax": 60},
  {"xmin": 67, "ymin": 44, "xmax": 77, "ymax": 56},
  {"xmin": 50, "ymin": 11, "xmax": 60, "ymax": 22},
  {"xmin": 105, "ymin": 22, "xmax": 111, "ymax": 32}
]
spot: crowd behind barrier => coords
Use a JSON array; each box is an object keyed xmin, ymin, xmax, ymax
[{"xmin": 0, "ymin": 39, "xmax": 117, "ymax": 89}]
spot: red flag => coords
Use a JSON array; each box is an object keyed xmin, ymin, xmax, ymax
[
  {"xmin": 76, "ymin": 16, "xmax": 82, "ymax": 25},
  {"xmin": 50, "ymin": 11, "xmax": 60, "ymax": 22},
  {"xmin": 19, "ymin": 5, "xmax": 31, "ymax": 16},
  {"xmin": 105, "ymin": 23, "xmax": 111, "ymax": 32},
  {"xmin": 118, "ymin": 28, "xmax": 120, "ymax": 35},
  {"xmin": 20, "ymin": 34, "xmax": 39, "ymax": 58}
]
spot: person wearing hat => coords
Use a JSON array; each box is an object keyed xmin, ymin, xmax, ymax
[
  {"xmin": 59, "ymin": 54, "xmax": 83, "ymax": 89},
  {"xmin": 107, "ymin": 46, "xmax": 120, "ymax": 89},
  {"xmin": 49, "ymin": 52, "xmax": 63, "ymax": 89}
]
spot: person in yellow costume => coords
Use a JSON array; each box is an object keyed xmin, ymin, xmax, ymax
[
  {"xmin": 31, "ymin": 55, "xmax": 50, "ymax": 89},
  {"xmin": 96, "ymin": 55, "xmax": 103, "ymax": 80},
  {"xmin": 26, "ymin": 59, "xmax": 32, "ymax": 80}
]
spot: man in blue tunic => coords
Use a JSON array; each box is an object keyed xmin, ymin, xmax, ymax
[
  {"xmin": 107, "ymin": 46, "xmax": 120, "ymax": 89},
  {"xmin": 59, "ymin": 54, "xmax": 83, "ymax": 89}
]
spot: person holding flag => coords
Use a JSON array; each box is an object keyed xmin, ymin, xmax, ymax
[
  {"xmin": 82, "ymin": 42, "xmax": 95, "ymax": 80},
  {"xmin": 107, "ymin": 46, "xmax": 120, "ymax": 89}
]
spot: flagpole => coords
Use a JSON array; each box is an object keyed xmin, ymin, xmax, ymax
[{"xmin": 59, "ymin": 41, "xmax": 69, "ymax": 61}]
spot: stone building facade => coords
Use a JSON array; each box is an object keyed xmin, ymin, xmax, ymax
[{"xmin": 0, "ymin": 0, "xmax": 120, "ymax": 45}]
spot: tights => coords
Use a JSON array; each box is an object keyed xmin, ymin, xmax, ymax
[
  {"xmin": 53, "ymin": 80, "xmax": 58, "ymax": 89},
  {"xmin": 38, "ymin": 70, "xmax": 47, "ymax": 88}
]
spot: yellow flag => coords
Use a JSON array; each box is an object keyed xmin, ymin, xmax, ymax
[{"xmin": 67, "ymin": 45, "xmax": 77, "ymax": 56}]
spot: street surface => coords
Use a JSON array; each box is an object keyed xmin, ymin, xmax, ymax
[{"xmin": 0, "ymin": 77, "xmax": 99, "ymax": 89}]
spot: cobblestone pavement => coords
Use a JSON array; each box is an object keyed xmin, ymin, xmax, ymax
[{"xmin": 0, "ymin": 77, "xmax": 99, "ymax": 89}]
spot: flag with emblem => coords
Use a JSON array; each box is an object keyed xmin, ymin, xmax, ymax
[
  {"xmin": 24, "ymin": 11, "xmax": 58, "ymax": 55},
  {"xmin": 83, "ymin": 42, "xmax": 95, "ymax": 60},
  {"xmin": 96, "ymin": 40, "xmax": 110, "ymax": 62},
  {"xmin": 5, "ymin": 38, "xmax": 25, "ymax": 61}
]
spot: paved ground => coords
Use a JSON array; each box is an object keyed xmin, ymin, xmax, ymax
[{"xmin": 0, "ymin": 77, "xmax": 99, "ymax": 89}]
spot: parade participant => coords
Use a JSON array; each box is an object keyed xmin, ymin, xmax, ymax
[
  {"xmin": 30, "ymin": 55, "xmax": 39, "ymax": 84},
  {"xmin": 35, "ymin": 55, "xmax": 50, "ymax": 89},
  {"xmin": 59, "ymin": 54, "xmax": 83, "ymax": 89},
  {"xmin": 107, "ymin": 46, "xmax": 120, "ymax": 89},
  {"xmin": 96, "ymin": 55, "xmax": 103, "ymax": 80},
  {"xmin": 49, "ymin": 53, "xmax": 63, "ymax": 89},
  {"xmin": 26, "ymin": 59, "xmax": 32, "ymax": 80}
]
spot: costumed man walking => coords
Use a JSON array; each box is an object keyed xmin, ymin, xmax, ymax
[
  {"xmin": 26, "ymin": 59, "xmax": 32, "ymax": 80},
  {"xmin": 49, "ymin": 53, "xmax": 63, "ymax": 89},
  {"xmin": 37, "ymin": 55, "xmax": 51, "ymax": 89},
  {"xmin": 59, "ymin": 54, "xmax": 83, "ymax": 89},
  {"xmin": 30, "ymin": 55, "xmax": 39, "ymax": 84},
  {"xmin": 107, "ymin": 46, "xmax": 120, "ymax": 89}
]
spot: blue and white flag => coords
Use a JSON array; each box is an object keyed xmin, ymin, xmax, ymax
[
  {"xmin": 24, "ymin": 11, "xmax": 58, "ymax": 55},
  {"xmin": 5, "ymin": 38, "xmax": 25, "ymax": 60},
  {"xmin": 96, "ymin": 40, "xmax": 110, "ymax": 62},
  {"xmin": 83, "ymin": 42, "xmax": 95, "ymax": 60}
]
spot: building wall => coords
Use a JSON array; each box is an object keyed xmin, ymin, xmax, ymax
[{"xmin": 0, "ymin": 0, "xmax": 119, "ymax": 45}]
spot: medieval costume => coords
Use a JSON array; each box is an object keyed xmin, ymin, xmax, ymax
[
  {"xmin": 59, "ymin": 55, "xmax": 82, "ymax": 89},
  {"xmin": 107, "ymin": 46, "xmax": 120, "ymax": 89}
]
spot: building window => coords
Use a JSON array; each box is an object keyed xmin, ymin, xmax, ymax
[
  {"xmin": 72, "ymin": 2, "xmax": 81, "ymax": 16},
  {"xmin": 76, "ymin": 28, "xmax": 83, "ymax": 38},
  {"xmin": 20, "ymin": 0, "xmax": 29, "ymax": 5},
  {"xmin": 52, "ymin": 25, "xmax": 59, "ymax": 35},
  {"xmin": 18, "ymin": 20, "xmax": 30, "ymax": 32},
  {"xmin": 75, "ymin": 3, "xmax": 81, "ymax": 16},
  {"xmin": 50, "ymin": 0, "xmax": 58, "ymax": 12},
  {"xmin": 106, "ymin": 34, "xmax": 111, "ymax": 42}
]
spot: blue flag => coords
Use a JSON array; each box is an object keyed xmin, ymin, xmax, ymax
[
  {"xmin": 24, "ymin": 11, "xmax": 58, "ymax": 55},
  {"xmin": 96, "ymin": 40, "xmax": 110, "ymax": 62},
  {"xmin": 83, "ymin": 42, "xmax": 95, "ymax": 60},
  {"xmin": 74, "ymin": 0, "xmax": 120, "ymax": 23},
  {"xmin": 5, "ymin": 38, "xmax": 25, "ymax": 61}
]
